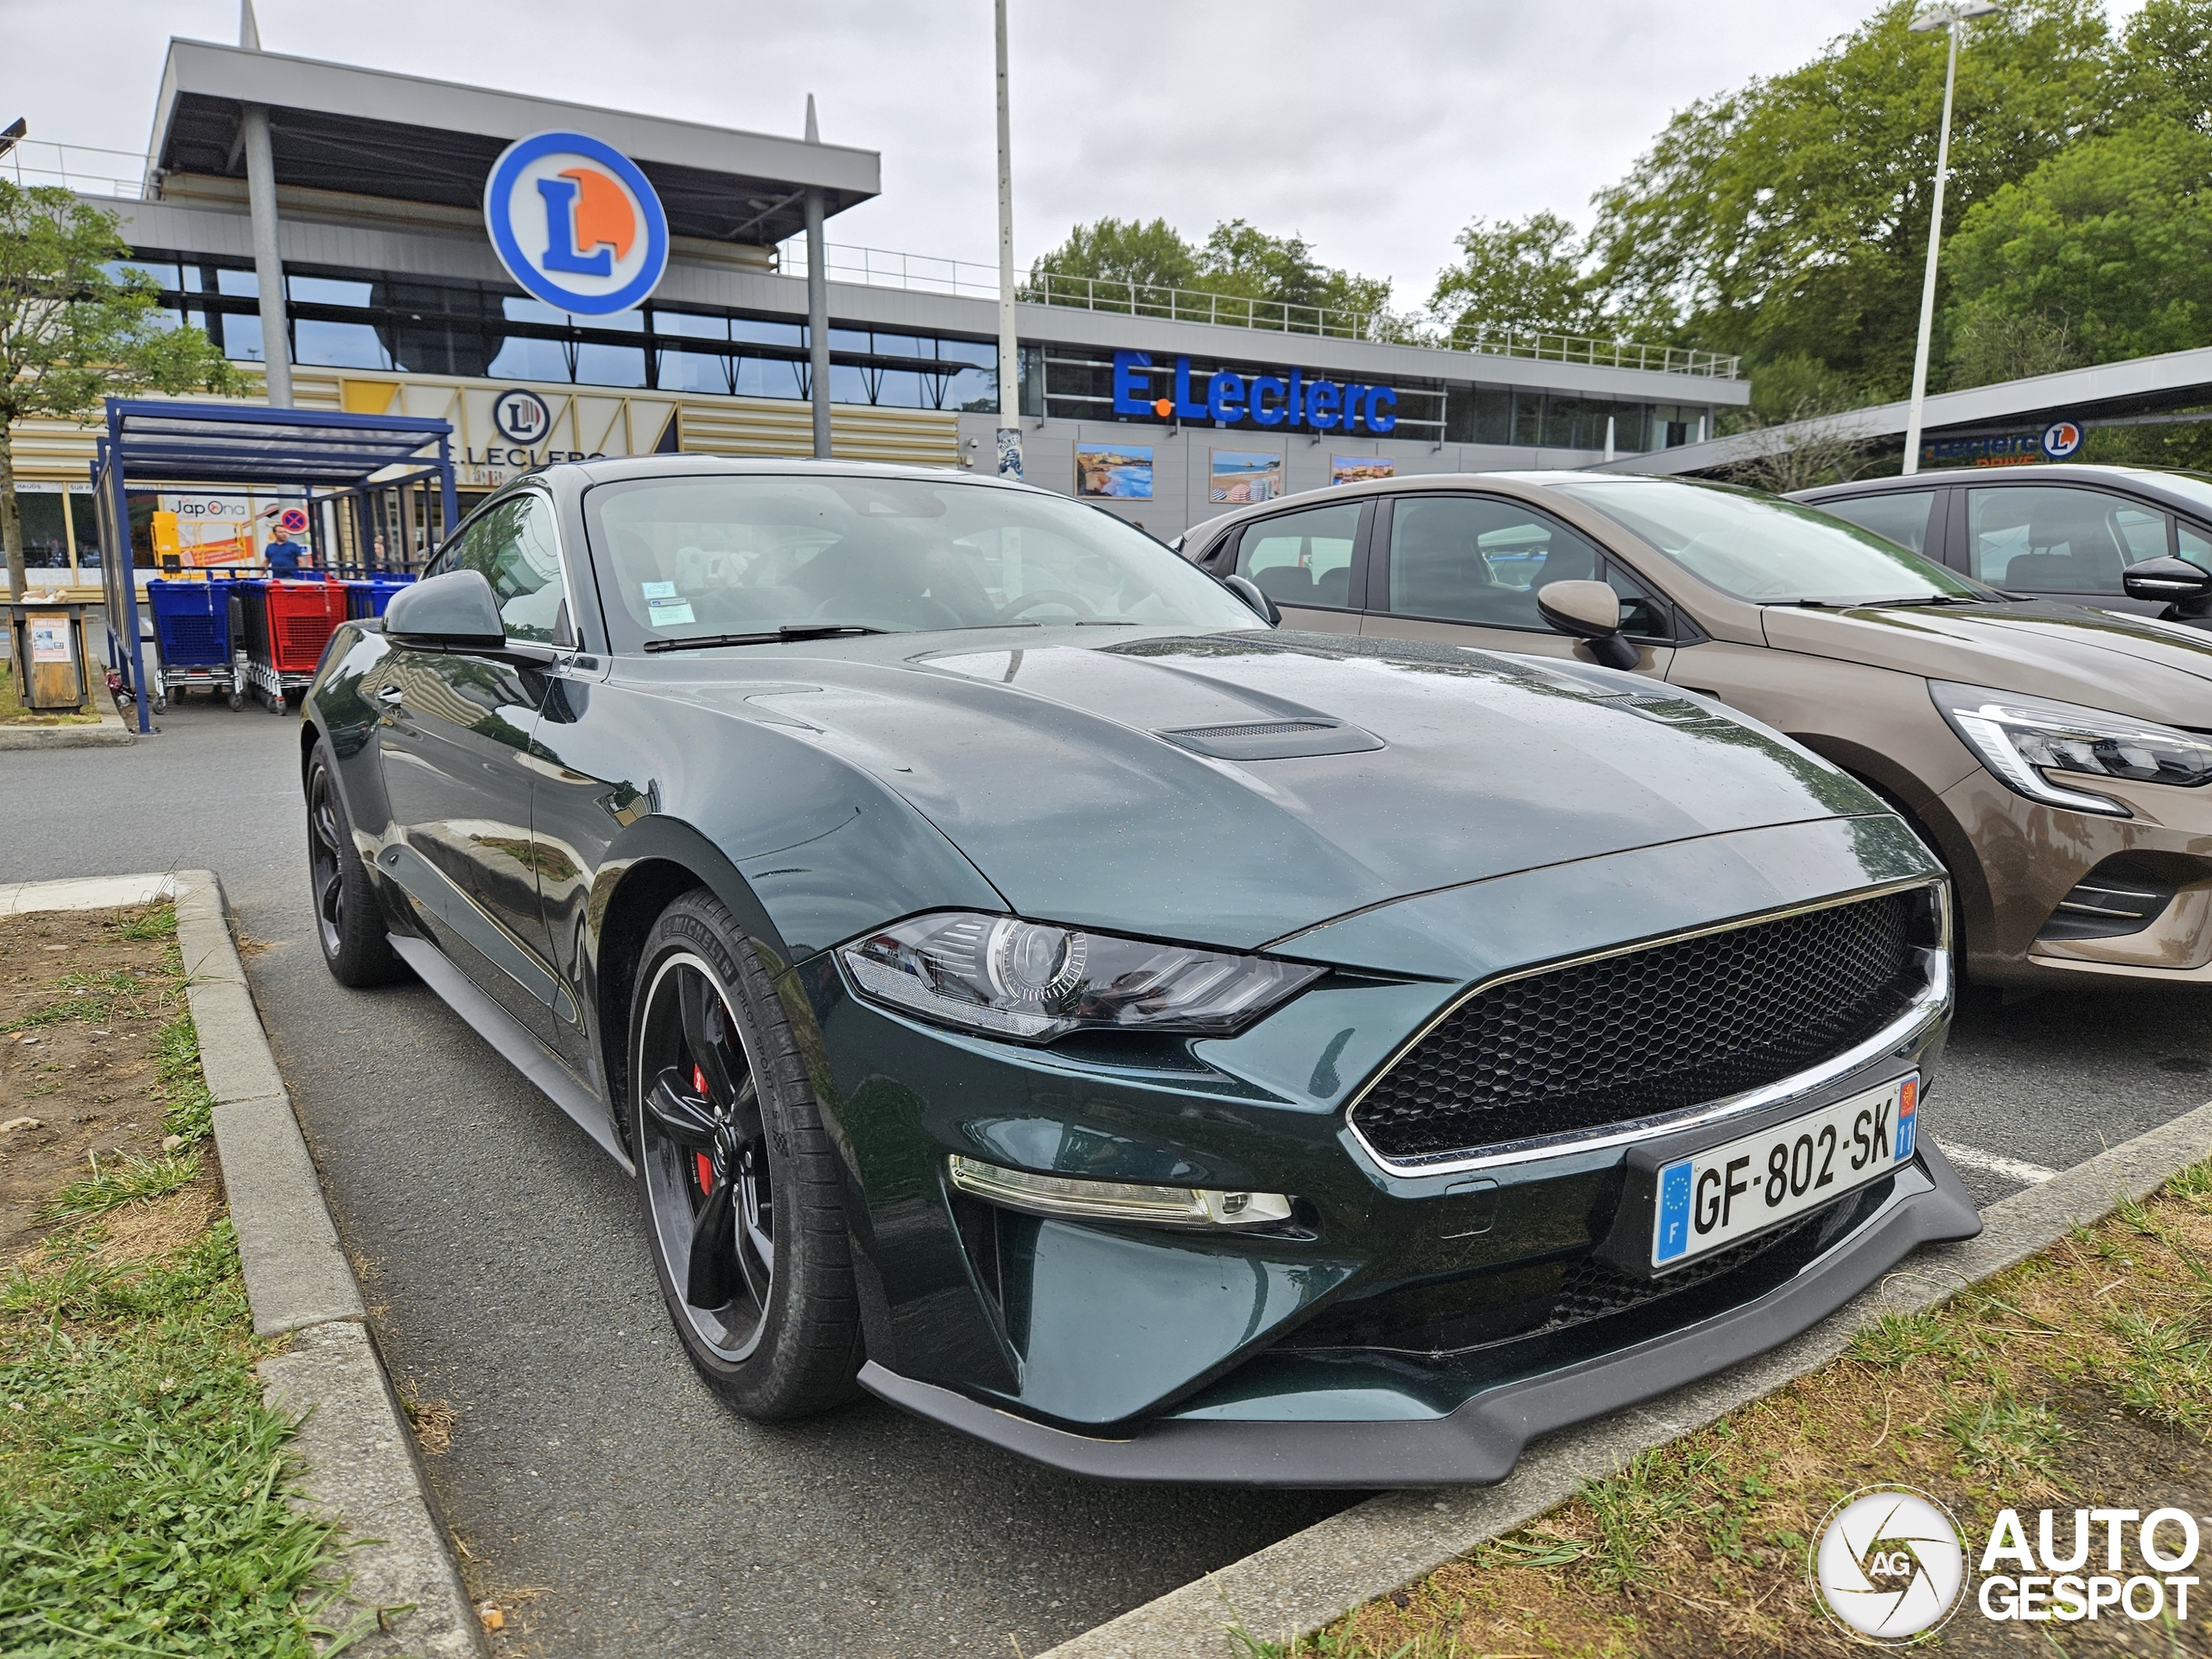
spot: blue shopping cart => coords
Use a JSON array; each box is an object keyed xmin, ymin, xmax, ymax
[{"xmin": 140, "ymin": 577, "xmax": 250, "ymax": 712}]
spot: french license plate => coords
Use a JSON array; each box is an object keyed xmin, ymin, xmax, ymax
[{"xmin": 1651, "ymin": 1072, "xmax": 1918, "ymax": 1268}]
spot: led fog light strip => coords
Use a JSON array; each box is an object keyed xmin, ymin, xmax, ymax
[{"xmin": 945, "ymin": 1154, "xmax": 1294, "ymax": 1229}]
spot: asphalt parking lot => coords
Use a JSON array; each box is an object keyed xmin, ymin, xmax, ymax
[{"xmin": 7, "ymin": 696, "xmax": 2211, "ymax": 1656}]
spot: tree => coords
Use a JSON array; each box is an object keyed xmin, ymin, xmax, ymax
[
  {"xmin": 1192, "ymin": 219, "xmax": 1391, "ymax": 319},
  {"xmin": 1027, "ymin": 214, "xmax": 1393, "ymax": 333},
  {"xmin": 0, "ymin": 181, "xmax": 240, "ymax": 599},
  {"xmin": 1587, "ymin": 0, "xmax": 2116, "ymax": 397},
  {"xmin": 1025, "ymin": 216, "xmax": 1195, "ymax": 297},
  {"xmin": 2116, "ymin": 0, "xmax": 2212, "ymax": 131},
  {"xmin": 1944, "ymin": 118, "xmax": 2212, "ymax": 378},
  {"xmin": 1429, "ymin": 213, "xmax": 1600, "ymax": 343}
]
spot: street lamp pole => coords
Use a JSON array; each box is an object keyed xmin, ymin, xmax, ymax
[
  {"xmin": 1900, "ymin": 0, "xmax": 2001, "ymax": 477},
  {"xmin": 993, "ymin": 0, "xmax": 1022, "ymax": 478}
]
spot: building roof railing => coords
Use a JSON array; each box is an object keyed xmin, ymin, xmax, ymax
[
  {"xmin": 7, "ymin": 139, "xmax": 149, "ymax": 199},
  {"xmin": 776, "ymin": 239, "xmax": 1742, "ymax": 380}
]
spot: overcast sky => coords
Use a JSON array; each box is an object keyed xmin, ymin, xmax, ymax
[{"xmin": 3, "ymin": 0, "xmax": 2152, "ymax": 315}]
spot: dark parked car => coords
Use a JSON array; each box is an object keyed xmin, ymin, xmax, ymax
[
  {"xmin": 1795, "ymin": 462, "xmax": 2212, "ymax": 620},
  {"xmin": 302, "ymin": 458, "xmax": 1974, "ymax": 1484},
  {"xmin": 1180, "ymin": 472, "xmax": 2212, "ymax": 991}
]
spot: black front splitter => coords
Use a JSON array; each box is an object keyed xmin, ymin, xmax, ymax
[{"xmin": 858, "ymin": 1139, "xmax": 1981, "ymax": 1487}]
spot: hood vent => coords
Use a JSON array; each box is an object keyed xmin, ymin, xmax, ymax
[{"xmin": 1155, "ymin": 718, "xmax": 1384, "ymax": 760}]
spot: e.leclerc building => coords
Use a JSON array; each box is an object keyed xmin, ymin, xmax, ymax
[{"xmin": 10, "ymin": 35, "xmax": 1746, "ymax": 586}]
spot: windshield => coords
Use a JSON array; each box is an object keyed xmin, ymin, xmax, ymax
[
  {"xmin": 2124, "ymin": 467, "xmax": 2212, "ymax": 519},
  {"xmin": 583, "ymin": 474, "xmax": 1261, "ymax": 648},
  {"xmin": 1549, "ymin": 478, "xmax": 1989, "ymax": 604}
]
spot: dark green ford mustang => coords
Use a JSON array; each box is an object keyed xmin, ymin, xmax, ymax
[{"xmin": 302, "ymin": 457, "xmax": 1977, "ymax": 1485}]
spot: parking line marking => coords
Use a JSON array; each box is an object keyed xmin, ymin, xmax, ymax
[{"xmin": 1938, "ymin": 1140, "xmax": 2058, "ymax": 1185}]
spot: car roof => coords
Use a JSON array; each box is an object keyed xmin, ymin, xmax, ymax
[{"xmin": 557, "ymin": 454, "xmax": 1037, "ymax": 491}]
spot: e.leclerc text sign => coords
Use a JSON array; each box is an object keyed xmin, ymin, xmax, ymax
[{"xmin": 1112, "ymin": 350, "xmax": 1397, "ymax": 435}]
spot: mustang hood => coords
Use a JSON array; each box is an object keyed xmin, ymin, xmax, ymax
[
  {"xmin": 1762, "ymin": 601, "xmax": 2212, "ymax": 725},
  {"xmin": 717, "ymin": 630, "xmax": 1879, "ymax": 951}
]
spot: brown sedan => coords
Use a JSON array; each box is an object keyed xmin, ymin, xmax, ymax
[{"xmin": 1179, "ymin": 472, "xmax": 2212, "ymax": 988}]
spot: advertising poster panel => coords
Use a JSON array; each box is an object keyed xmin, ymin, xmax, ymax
[
  {"xmin": 1332, "ymin": 455, "xmax": 1395, "ymax": 486},
  {"xmin": 1210, "ymin": 449, "xmax": 1283, "ymax": 505},
  {"xmin": 1075, "ymin": 445, "xmax": 1154, "ymax": 499},
  {"xmin": 156, "ymin": 493, "xmax": 264, "ymax": 568}
]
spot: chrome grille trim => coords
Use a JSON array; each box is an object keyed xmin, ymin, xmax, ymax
[{"xmin": 1344, "ymin": 879, "xmax": 1951, "ymax": 1178}]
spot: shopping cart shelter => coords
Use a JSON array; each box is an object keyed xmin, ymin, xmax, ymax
[{"xmin": 93, "ymin": 399, "xmax": 454, "ymax": 731}]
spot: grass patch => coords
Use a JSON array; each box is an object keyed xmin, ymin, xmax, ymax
[
  {"xmin": 39, "ymin": 1152, "xmax": 202, "ymax": 1222},
  {"xmin": 0, "ymin": 662, "xmax": 99, "ymax": 727},
  {"xmin": 156, "ymin": 1011, "xmax": 215, "ymax": 1145},
  {"xmin": 1276, "ymin": 1160, "xmax": 2212, "ymax": 1657},
  {"xmin": 111, "ymin": 906, "xmax": 179, "ymax": 944},
  {"xmin": 0, "ymin": 899, "xmax": 359, "ymax": 1656},
  {"xmin": 0, "ymin": 1225, "xmax": 363, "ymax": 1656}
]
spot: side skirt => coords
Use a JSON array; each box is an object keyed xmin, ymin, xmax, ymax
[{"xmin": 388, "ymin": 933, "xmax": 633, "ymax": 1174}]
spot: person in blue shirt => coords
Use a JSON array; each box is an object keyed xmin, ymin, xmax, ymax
[{"xmin": 264, "ymin": 525, "xmax": 308, "ymax": 578}]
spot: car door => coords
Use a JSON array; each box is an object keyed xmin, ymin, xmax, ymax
[
  {"xmin": 1958, "ymin": 483, "xmax": 2175, "ymax": 612},
  {"xmin": 368, "ymin": 490, "xmax": 572, "ymax": 1043},
  {"xmin": 1222, "ymin": 498, "xmax": 1367, "ymax": 635},
  {"xmin": 1356, "ymin": 492, "xmax": 1677, "ymax": 674}
]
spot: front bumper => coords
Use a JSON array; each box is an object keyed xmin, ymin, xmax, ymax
[
  {"xmin": 1939, "ymin": 767, "xmax": 2212, "ymax": 984},
  {"xmin": 857, "ymin": 1137, "xmax": 1980, "ymax": 1485}
]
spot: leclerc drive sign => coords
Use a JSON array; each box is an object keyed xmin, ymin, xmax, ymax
[
  {"xmin": 484, "ymin": 131, "xmax": 671, "ymax": 317},
  {"xmin": 1112, "ymin": 349, "xmax": 1398, "ymax": 435}
]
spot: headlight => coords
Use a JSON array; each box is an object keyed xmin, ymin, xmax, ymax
[
  {"xmin": 838, "ymin": 911, "xmax": 1322, "ymax": 1042},
  {"xmin": 1931, "ymin": 679, "xmax": 2212, "ymax": 817}
]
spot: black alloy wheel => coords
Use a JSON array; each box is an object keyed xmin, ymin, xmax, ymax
[
  {"xmin": 630, "ymin": 890, "xmax": 862, "ymax": 1417},
  {"xmin": 305, "ymin": 740, "xmax": 405, "ymax": 987}
]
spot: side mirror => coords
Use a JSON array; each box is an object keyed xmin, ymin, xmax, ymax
[
  {"xmin": 2123, "ymin": 556, "xmax": 2212, "ymax": 607},
  {"xmin": 1222, "ymin": 573, "xmax": 1281, "ymax": 626},
  {"xmin": 383, "ymin": 569, "xmax": 504, "ymax": 651},
  {"xmin": 1536, "ymin": 580, "xmax": 1640, "ymax": 671}
]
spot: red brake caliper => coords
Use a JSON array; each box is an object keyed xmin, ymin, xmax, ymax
[{"xmin": 692, "ymin": 1065, "xmax": 714, "ymax": 1193}]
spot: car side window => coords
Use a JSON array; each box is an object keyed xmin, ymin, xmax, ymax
[
  {"xmin": 1381, "ymin": 495, "xmax": 1605, "ymax": 629},
  {"xmin": 1966, "ymin": 486, "xmax": 2171, "ymax": 593},
  {"xmin": 2182, "ymin": 523, "xmax": 2212, "ymax": 567},
  {"xmin": 1234, "ymin": 501, "xmax": 1361, "ymax": 609},
  {"xmin": 1605, "ymin": 561, "xmax": 1671, "ymax": 640},
  {"xmin": 1818, "ymin": 490, "xmax": 1938, "ymax": 554},
  {"xmin": 451, "ymin": 494, "xmax": 573, "ymax": 645}
]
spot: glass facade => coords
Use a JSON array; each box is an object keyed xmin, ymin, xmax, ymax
[
  {"xmin": 10, "ymin": 486, "xmax": 104, "ymax": 582},
  {"xmin": 107, "ymin": 252, "xmax": 1711, "ymax": 454},
  {"xmin": 1441, "ymin": 387, "xmax": 1707, "ymax": 452},
  {"xmin": 118, "ymin": 252, "xmax": 1001, "ymax": 411}
]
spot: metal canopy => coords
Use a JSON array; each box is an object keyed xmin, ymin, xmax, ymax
[
  {"xmin": 92, "ymin": 397, "xmax": 457, "ymax": 737},
  {"xmin": 103, "ymin": 399, "xmax": 454, "ymax": 486},
  {"xmin": 150, "ymin": 41, "xmax": 880, "ymax": 247}
]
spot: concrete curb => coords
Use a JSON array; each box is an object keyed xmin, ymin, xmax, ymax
[
  {"xmin": 0, "ymin": 707, "xmax": 137, "ymax": 749},
  {"xmin": 1044, "ymin": 1104, "xmax": 2212, "ymax": 1659},
  {"xmin": 10, "ymin": 870, "xmax": 483, "ymax": 1659}
]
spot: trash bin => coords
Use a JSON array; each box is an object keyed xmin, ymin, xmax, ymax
[{"xmin": 6, "ymin": 601, "xmax": 94, "ymax": 712}]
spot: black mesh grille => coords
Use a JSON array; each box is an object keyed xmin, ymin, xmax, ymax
[
  {"xmin": 1279, "ymin": 1185, "xmax": 1884, "ymax": 1358},
  {"xmin": 1168, "ymin": 720, "xmax": 1331, "ymax": 739},
  {"xmin": 1354, "ymin": 891, "xmax": 1924, "ymax": 1162}
]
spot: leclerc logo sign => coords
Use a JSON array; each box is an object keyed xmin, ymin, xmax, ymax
[
  {"xmin": 1112, "ymin": 349, "xmax": 1397, "ymax": 435},
  {"xmin": 484, "ymin": 131, "xmax": 670, "ymax": 317}
]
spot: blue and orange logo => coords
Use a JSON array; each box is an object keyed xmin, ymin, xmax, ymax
[{"xmin": 483, "ymin": 131, "xmax": 669, "ymax": 317}]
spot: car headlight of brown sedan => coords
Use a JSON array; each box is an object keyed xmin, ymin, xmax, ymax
[{"xmin": 1932, "ymin": 679, "xmax": 2212, "ymax": 817}]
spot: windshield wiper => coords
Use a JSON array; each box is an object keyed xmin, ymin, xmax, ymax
[
  {"xmin": 643, "ymin": 623, "xmax": 887, "ymax": 654},
  {"xmin": 1769, "ymin": 594, "xmax": 1981, "ymax": 609}
]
